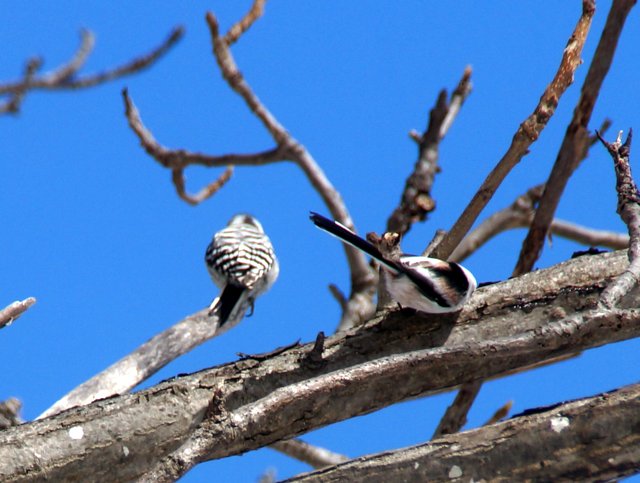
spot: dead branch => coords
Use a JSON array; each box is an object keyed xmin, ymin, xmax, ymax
[
  {"xmin": 124, "ymin": 1, "xmax": 375, "ymax": 329},
  {"xmin": 387, "ymin": 67, "xmax": 472, "ymax": 236},
  {"xmin": 449, "ymin": 185, "xmax": 629, "ymax": 263},
  {"xmin": 38, "ymin": 304, "xmax": 244, "ymax": 419},
  {"xmin": 0, "ymin": 297, "xmax": 36, "ymax": 329},
  {"xmin": 513, "ymin": 0, "xmax": 636, "ymax": 275},
  {"xmin": 0, "ymin": 398, "xmax": 22, "ymax": 430},
  {"xmin": 432, "ymin": 381, "xmax": 481, "ymax": 438},
  {"xmin": 4, "ymin": 249, "xmax": 635, "ymax": 481},
  {"xmin": 208, "ymin": 4, "xmax": 376, "ymax": 327},
  {"xmin": 171, "ymin": 166, "xmax": 234, "ymax": 206},
  {"xmin": 0, "ymin": 27, "xmax": 183, "ymax": 115},
  {"xmin": 484, "ymin": 400, "xmax": 513, "ymax": 426},
  {"xmin": 598, "ymin": 129, "xmax": 640, "ymax": 308},
  {"xmin": 432, "ymin": 1, "xmax": 595, "ymax": 261},
  {"xmin": 270, "ymin": 439, "xmax": 349, "ymax": 470},
  {"xmin": 284, "ymin": 383, "xmax": 640, "ymax": 483},
  {"xmin": 8, "ymin": 301, "xmax": 640, "ymax": 481}
]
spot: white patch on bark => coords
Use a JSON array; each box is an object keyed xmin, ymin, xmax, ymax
[
  {"xmin": 68, "ymin": 426, "xmax": 84, "ymax": 440},
  {"xmin": 448, "ymin": 464, "xmax": 463, "ymax": 478},
  {"xmin": 550, "ymin": 416, "xmax": 570, "ymax": 433}
]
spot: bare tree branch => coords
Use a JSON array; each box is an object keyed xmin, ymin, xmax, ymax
[
  {"xmin": 598, "ymin": 129, "xmax": 640, "ymax": 308},
  {"xmin": 284, "ymin": 383, "xmax": 640, "ymax": 483},
  {"xmin": 484, "ymin": 400, "xmax": 513, "ymax": 426},
  {"xmin": 38, "ymin": 305, "xmax": 247, "ymax": 419},
  {"xmin": 206, "ymin": 6, "xmax": 375, "ymax": 330},
  {"xmin": 432, "ymin": 380, "xmax": 482, "ymax": 438},
  {"xmin": 0, "ymin": 398, "xmax": 22, "ymax": 430},
  {"xmin": 436, "ymin": 117, "xmax": 618, "ymax": 436},
  {"xmin": 432, "ymin": 1, "xmax": 595, "ymax": 261},
  {"xmin": 0, "ymin": 297, "xmax": 36, "ymax": 329},
  {"xmin": 449, "ymin": 184, "xmax": 629, "ymax": 263},
  {"xmin": 171, "ymin": 166, "xmax": 234, "ymax": 206},
  {"xmin": 122, "ymin": 87, "xmax": 288, "ymax": 199},
  {"xmin": 224, "ymin": 0, "xmax": 266, "ymax": 46},
  {"xmin": 513, "ymin": 0, "xmax": 636, "ymax": 276},
  {"xmin": 387, "ymin": 66, "xmax": 472, "ymax": 236},
  {"xmin": 0, "ymin": 58, "xmax": 42, "ymax": 114},
  {"xmin": 270, "ymin": 439, "xmax": 349, "ymax": 470},
  {"xmin": 7, "ymin": 301, "xmax": 640, "ymax": 480},
  {"xmin": 124, "ymin": 1, "xmax": 375, "ymax": 328},
  {"xmin": 0, "ymin": 27, "xmax": 183, "ymax": 115},
  {"xmin": 450, "ymin": 119, "xmax": 621, "ymax": 263},
  {"xmin": 4, "ymin": 249, "xmax": 634, "ymax": 481}
]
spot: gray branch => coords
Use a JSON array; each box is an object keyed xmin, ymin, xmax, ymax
[
  {"xmin": 1, "ymin": 250, "xmax": 638, "ymax": 482},
  {"xmin": 284, "ymin": 383, "xmax": 640, "ymax": 482}
]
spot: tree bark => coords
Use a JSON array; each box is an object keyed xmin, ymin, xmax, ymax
[
  {"xmin": 285, "ymin": 382, "xmax": 640, "ymax": 482},
  {"xmin": 0, "ymin": 250, "xmax": 636, "ymax": 482}
]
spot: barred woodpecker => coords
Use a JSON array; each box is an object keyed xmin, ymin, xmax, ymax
[{"xmin": 205, "ymin": 214, "xmax": 279, "ymax": 326}]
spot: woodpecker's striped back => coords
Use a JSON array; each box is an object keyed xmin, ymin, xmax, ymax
[{"xmin": 205, "ymin": 214, "xmax": 279, "ymax": 326}]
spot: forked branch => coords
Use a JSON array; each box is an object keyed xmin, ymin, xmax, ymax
[
  {"xmin": 0, "ymin": 27, "xmax": 183, "ymax": 115},
  {"xmin": 432, "ymin": 0, "xmax": 596, "ymax": 261}
]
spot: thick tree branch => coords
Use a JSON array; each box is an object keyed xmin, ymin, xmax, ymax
[
  {"xmin": 0, "ymin": 27, "xmax": 183, "ymax": 115},
  {"xmin": 387, "ymin": 66, "xmax": 472, "ymax": 236},
  {"xmin": 0, "ymin": 297, "xmax": 36, "ymax": 330},
  {"xmin": 513, "ymin": 0, "xmax": 636, "ymax": 275},
  {"xmin": 2, "ymin": 250, "xmax": 636, "ymax": 481},
  {"xmin": 432, "ymin": 1, "xmax": 595, "ymax": 261},
  {"xmin": 285, "ymin": 383, "xmax": 640, "ymax": 482},
  {"xmin": 598, "ymin": 129, "xmax": 640, "ymax": 308},
  {"xmin": 38, "ymin": 303, "xmax": 249, "ymax": 419}
]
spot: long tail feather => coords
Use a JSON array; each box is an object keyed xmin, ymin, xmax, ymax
[{"xmin": 309, "ymin": 212, "xmax": 399, "ymax": 272}]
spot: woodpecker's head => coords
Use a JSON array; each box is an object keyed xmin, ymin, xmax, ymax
[{"xmin": 227, "ymin": 213, "xmax": 264, "ymax": 232}]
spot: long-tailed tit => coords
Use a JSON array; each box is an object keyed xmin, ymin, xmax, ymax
[{"xmin": 310, "ymin": 212, "xmax": 476, "ymax": 313}]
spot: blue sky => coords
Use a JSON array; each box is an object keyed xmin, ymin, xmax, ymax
[{"xmin": 2, "ymin": 2, "xmax": 639, "ymax": 481}]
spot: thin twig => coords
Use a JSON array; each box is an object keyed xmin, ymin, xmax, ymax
[
  {"xmin": 484, "ymin": 400, "xmax": 513, "ymax": 426},
  {"xmin": 598, "ymin": 129, "xmax": 640, "ymax": 308},
  {"xmin": 123, "ymin": 89, "xmax": 288, "ymax": 169},
  {"xmin": 387, "ymin": 67, "xmax": 472, "ymax": 236},
  {"xmin": 270, "ymin": 439, "xmax": 349, "ymax": 469},
  {"xmin": 432, "ymin": 1, "xmax": 596, "ymax": 261},
  {"xmin": 432, "ymin": 380, "xmax": 482, "ymax": 439},
  {"xmin": 171, "ymin": 166, "xmax": 234, "ymax": 206},
  {"xmin": 513, "ymin": 0, "xmax": 636, "ymax": 276},
  {"xmin": 0, "ymin": 297, "xmax": 36, "ymax": 329},
  {"xmin": 0, "ymin": 27, "xmax": 183, "ymax": 114},
  {"xmin": 224, "ymin": 0, "xmax": 266, "ymax": 46},
  {"xmin": 0, "ymin": 58, "xmax": 42, "ymax": 114}
]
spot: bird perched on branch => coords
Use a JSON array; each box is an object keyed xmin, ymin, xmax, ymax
[
  {"xmin": 205, "ymin": 214, "xmax": 279, "ymax": 327},
  {"xmin": 310, "ymin": 212, "xmax": 476, "ymax": 313}
]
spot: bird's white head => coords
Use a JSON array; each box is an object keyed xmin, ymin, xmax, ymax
[{"xmin": 227, "ymin": 213, "xmax": 264, "ymax": 232}]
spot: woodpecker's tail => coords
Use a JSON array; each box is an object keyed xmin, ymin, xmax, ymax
[
  {"xmin": 210, "ymin": 284, "xmax": 246, "ymax": 327},
  {"xmin": 309, "ymin": 212, "xmax": 399, "ymax": 273}
]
